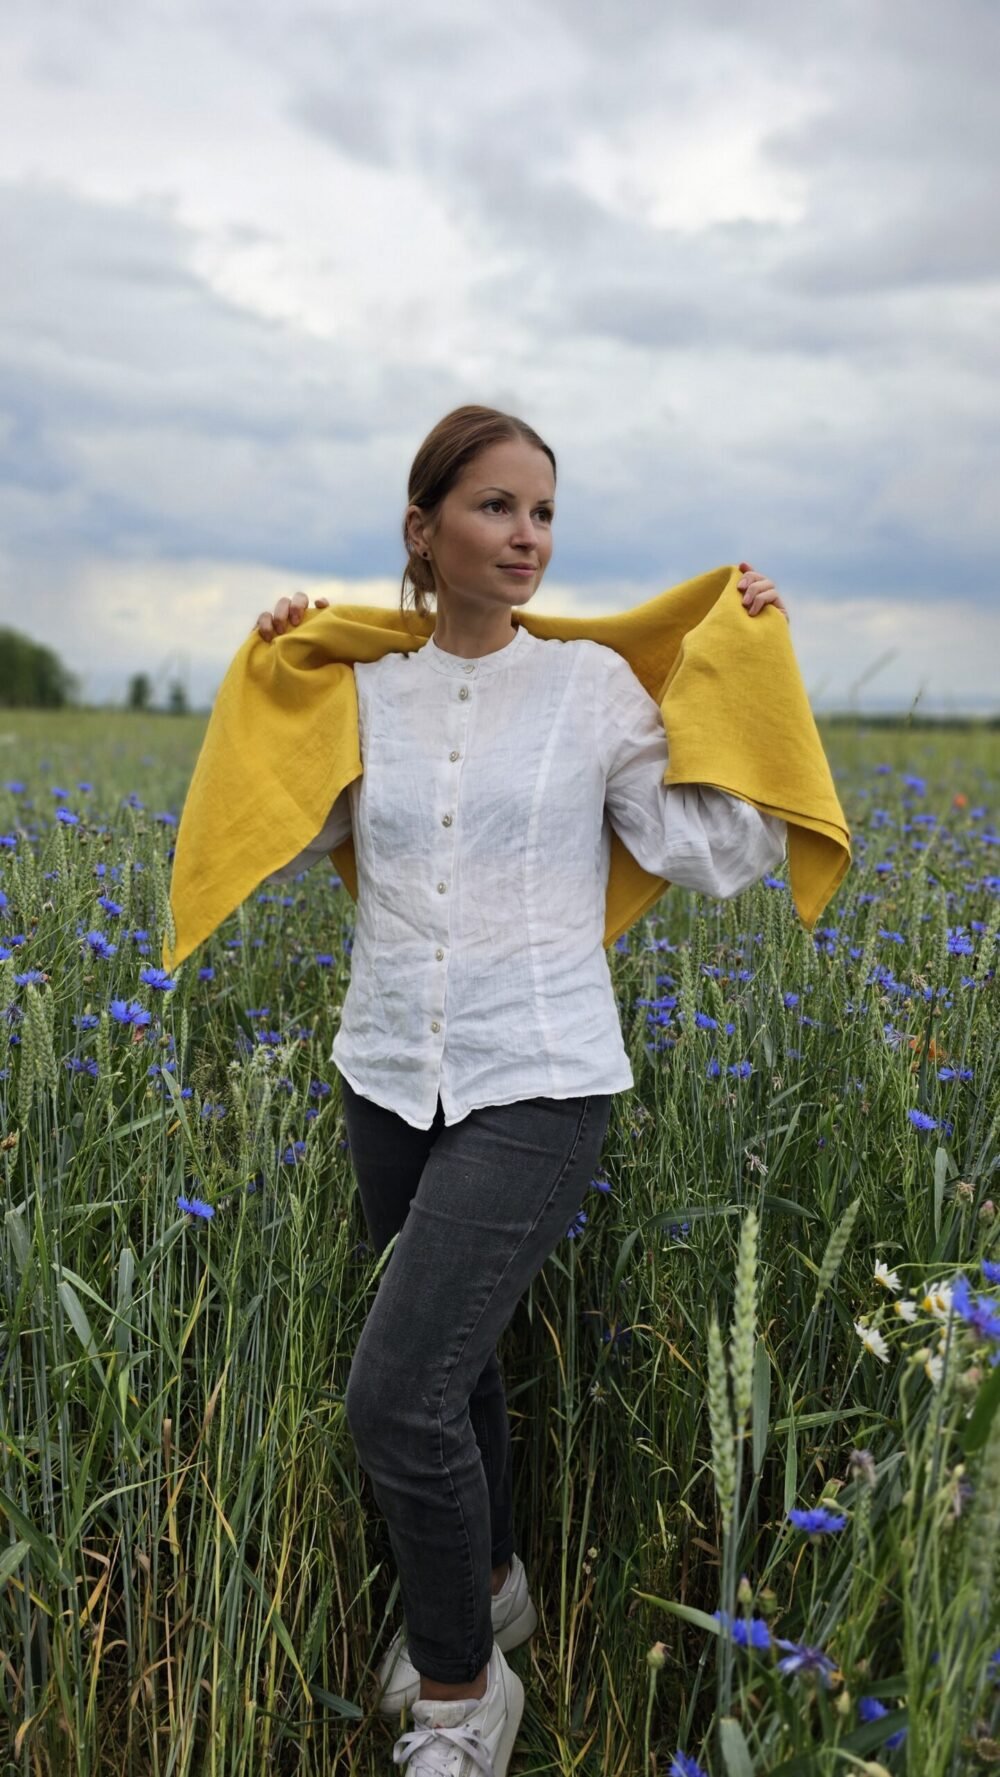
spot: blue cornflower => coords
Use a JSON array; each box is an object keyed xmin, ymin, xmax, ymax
[
  {"xmin": 73, "ymin": 1013, "xmax": 100, "ymax": 1030},
  {"xmin": 858, "ymin": 1696, "xmax": 906, "ymax": 1749},
  {"xmin": 565, "ymin": 1208, "xmax": 588, "ymax": 1239},
  {"xmin": 14, "ymin": 969, "xmax": 48, "ymax": 986},
  {"xmin": 109, "ymin": 998, "xmax": 152, "ymax": 1027},
  {"xmin": 947, "ymin": 929, "xmax": 975, "ymax": 956},
  {"xmin": 140, "ymin": 967, "xmax": 176, "ymax": 992},
  {"xmin": 198, "ymin": 966, "xmax": 215, "ymax": 981},
  {"xmin": 589, "ymin": 1173, "xmax": 612, "ymax": 1194},
  {"xmin": 97, "ymin": 895, "xmax": 124, "ymax": 917},
  {"xmin": 83, "ymin": 931, "xmax": 117, "ymax": 959},
  {"xmin": 982, "ymin": 1261, "xmax": 1000, "ymax": 1287},
  {"xmin": 694, "ymin": 1011, "xmax": 717, "ymax": 1029},
  {"xmin": 727, "ymin": 1060, "xmax": 753, "ymax": 1079},
  {"xmin": 309, "ymin": 1078, "xmax": 332, "ymax": 1098},
  {"xmin": 713, "ymin": 1610, "xmax": 771, "ymax": 1650},
  {"xmin": 951, "ymin": 1275, "xmax": 1000, "ymax": 1343},
  {"xmin": 315, "ymin": 952, "xmax": 334, "ymax": 967},
  {"xmin": 669, "ymin": 1755, "xmax": 707, "ymax": 1777},
  {"xmin": 774, "ymin": 1638, "xmax": 838, "ymax": 1682},
  {"xmin": 55, "ymin": 808, "xmax": 80, "ymax": 825},
  {"xmin": 65, "ymin": 1056, "xmax": 99, "ymax": 1076},
  {"xmin": 706, "ymin": 1056, "xmax": 721, "ymax": 1079},
  {"xmin": 908, "ymin": 1108, "xmax": 938, "ymax": 1131},
  {"xmin": 280, "ymin": 1141, "xmax": 307, "ymax": 1165},
  {"xmin": 177, "ymin": 1195, "xmax": 214, "ymax": 1219},
  {"xmin": 783, "ymin": 992, "xmax": 799, "ymax": 1008},
  {"xmin": 938, "ymin": 1065, "xmax": 974, "ymax": 1082},
  {"xmin": 788, "ymin": 1506, "xmax": 847, "ymax": 1534},
  {"xmin": 878, "ymin": 928, "xmax": 905, "ymax": 944}
]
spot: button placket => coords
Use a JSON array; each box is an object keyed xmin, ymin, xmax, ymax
[{"xmin": 430, "ymin": 676, "xmax": 471, "ymax": 1037}]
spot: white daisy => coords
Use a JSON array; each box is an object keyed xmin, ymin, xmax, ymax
[
  {"xmin": 874, "ymin": 1260, "xmax": 901, "ymax": 1293},
  {"xmin": 893, "ymin": 1298, "xmax": 918, "ymax": 1322},
  {"xmin": 855, "ymin": 1321, "xmax": 890, "ymax": 1363},
  {"xmin": 923, "ymin": 1351, "xmax": 944, "ymax": 1387},
  {"xmin": 920, "ymin": 1280, "xmax": 953, "ymax": 1320}
]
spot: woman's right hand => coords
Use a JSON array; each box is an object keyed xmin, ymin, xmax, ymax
[{"xmin": 254, "ymin": 591, "xmax": 330, "ymax": 642}]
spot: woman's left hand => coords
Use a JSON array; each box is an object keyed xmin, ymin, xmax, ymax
[{"xmin": 738, "ymin": 561, "xmax": 790, "ymax": 622}]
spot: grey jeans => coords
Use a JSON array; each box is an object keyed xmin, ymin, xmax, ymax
[{"xmin": 339, "ymin": 1074, "xmax": 614, "ymax": 1684}]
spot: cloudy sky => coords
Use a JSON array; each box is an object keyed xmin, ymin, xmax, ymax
[{"xmin": 2, "ymin": 0, "xmax": 998, "ymax": 713}]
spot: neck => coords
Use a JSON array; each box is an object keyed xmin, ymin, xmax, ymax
[{"xmin": 431, "ymin": 611, "xmax": 518, "ymax": 660}]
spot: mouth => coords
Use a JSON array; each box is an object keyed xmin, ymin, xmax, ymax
[{"xmin": 498, "ymin": 565, "xmax": 536, "ymax": 576}]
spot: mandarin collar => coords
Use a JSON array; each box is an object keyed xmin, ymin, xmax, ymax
[{"xmin": 418, "ymin": 619, "xmax": 531, "ymax": 679}]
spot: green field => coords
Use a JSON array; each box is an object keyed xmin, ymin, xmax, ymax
[{"xmin": 1, "ymin": 711, "xmax": 998, "ymax": 1775}]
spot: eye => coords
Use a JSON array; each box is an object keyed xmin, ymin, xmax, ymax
[{"xmin": 482, "ymin": 499, "xmax": 554, "ymax": 522}]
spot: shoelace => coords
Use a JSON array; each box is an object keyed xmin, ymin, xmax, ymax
[{"xmin": 391, "ymin": 1720, "xmax": 496, "ymax": 1775}]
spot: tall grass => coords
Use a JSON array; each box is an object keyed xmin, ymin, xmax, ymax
[{"xmin": 0, "ymin": 712, "xmax": 998, "ymax": 1774}]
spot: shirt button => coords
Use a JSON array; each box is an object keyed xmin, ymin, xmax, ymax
[
  {"xmin": 463, "ymin": 663, "xmax": 474, "ymax": 674},
  {"xmin": 459, "ymin": 686, "xmax": 469, "ymax": 700},
  {"xmin": 430, "ymin": 1020, "xmax": 440, "ymax": 1033},
  {"xmin": 449, "ymin": 750, "xmax": 460, "ymax": 761},
  {"xmin": 437, "ymin": 881, "xmax": 446, "ymax": 893},
  {"xmin": 435, "ymin": 948, "xmax": 444, "ymax": 960},
  {"xmin": 442, "ymin": 813, "xmax": 452, "ymax": 826}
]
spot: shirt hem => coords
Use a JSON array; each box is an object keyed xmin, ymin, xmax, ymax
[{"xmin": 330, "ymin": 1055, "xmax": 635, "ymax": 1130}]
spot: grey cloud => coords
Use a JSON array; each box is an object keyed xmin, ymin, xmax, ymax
[{"xmin": 0, "ymin": 179, "xmax": 470, "ymax": 569}]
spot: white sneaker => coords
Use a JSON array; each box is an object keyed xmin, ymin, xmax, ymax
[
  {"xmin": 375, "ymin": 1553, "xmax": 537, "ymax": 1720},
  {"xmin": 390, "ymin": 1641, "xmax": 524, "ymax": 1775}
]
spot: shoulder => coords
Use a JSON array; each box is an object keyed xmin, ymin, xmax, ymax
[
  {"xmin": 526, "ymin": 633, "xmax": 623, "ymax": 677},
  {"xmin": 353, "ymin": 647, "xmax": 415, "ymax": 681},
  {"xmin": 558, "ymin": 638, "xmax": 641, "ymax": 688}
]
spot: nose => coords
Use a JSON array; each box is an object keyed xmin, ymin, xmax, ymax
[{"xmin": 508, "ymin": 515, "xmax": 546, "ymax": 551}]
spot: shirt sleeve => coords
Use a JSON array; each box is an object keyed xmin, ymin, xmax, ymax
[
  {"xmin": 597, "ymin": 646, "xmax": 787, "ymax": 898},
  {"xmin": 263, "ymin": 785, "xmax": 353, "ymax": 883}
]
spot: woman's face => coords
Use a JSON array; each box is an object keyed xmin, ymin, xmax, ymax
[{"xmin": 410, "ymin": 437, "xmax": 555, "ymax": 613}]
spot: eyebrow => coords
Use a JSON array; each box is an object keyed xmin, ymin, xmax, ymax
[{"xmin": 475, "ymin": 486, "xmax": 555, "ymax": 503}]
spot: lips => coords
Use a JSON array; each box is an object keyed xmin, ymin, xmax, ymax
[{"xmin": 499, "ymin": 565, "xmax": 535, "ymax": 573}]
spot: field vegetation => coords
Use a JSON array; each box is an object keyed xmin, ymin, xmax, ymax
[{"xmin": 1, "ymin": 711, "xmax": 998, "ymax": 1775}]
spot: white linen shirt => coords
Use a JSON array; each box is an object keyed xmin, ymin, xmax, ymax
[{"xmin": 265, "ymin": 620, "xmax": 787, "ymax": 1130}]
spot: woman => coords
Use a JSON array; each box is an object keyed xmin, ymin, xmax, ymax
[{"xmin": 254, "ymin": 405, "xmax": 789, "ymax": 1775}]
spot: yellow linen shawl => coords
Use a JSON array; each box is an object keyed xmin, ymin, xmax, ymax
[{"xmin": 162, "ymin": 565, "xmax": 851, "ymax": 974}]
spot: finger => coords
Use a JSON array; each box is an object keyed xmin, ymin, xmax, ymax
[
  {"xmin": 256, "ymin": 614, "xmax": 275, "ymax": 642},
  {"xmin": 743, "ymin": 581, "xmax": 774, "ymax": 608},
  {"xmin": 272, "ymin": 596, "xmax": 291, "ymax": 634},
  {"xmin": 289, "ymin": 590, "xmax": 309, "ymax": 625},
  {"xmin": 315, "ymin": 598, "xmax": 330, "ymax": 609}
]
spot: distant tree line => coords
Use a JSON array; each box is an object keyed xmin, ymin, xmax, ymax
[
  {"xmin": 0, "ymin": 628, "xmax": 79, "ymax": 708},
  {"xmin": 0, "ymin": 628, "xmax": 189, "ymax": 712}
]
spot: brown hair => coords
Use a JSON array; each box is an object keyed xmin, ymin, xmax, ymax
[{"xmin": 400, "ymin": 405, "xmax": 557, "ymax": 625}]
